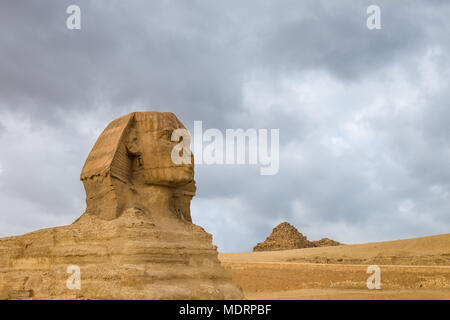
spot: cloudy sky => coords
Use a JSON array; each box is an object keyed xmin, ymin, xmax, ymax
[{"xmin": 0, "ymin": 0, "xmax": 449, "ymax": 252}]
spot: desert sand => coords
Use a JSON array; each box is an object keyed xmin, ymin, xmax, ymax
[{"xmin": 220, "ymin": 234, "xmax": 450, "ymax": 299}]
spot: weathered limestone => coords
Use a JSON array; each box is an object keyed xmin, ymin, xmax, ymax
[
  {"xmin": 311, "ymin": 238, "xmax": 342, "ymax": 248},
  {"xmin": 0, "ymin": 111, "xmax": 244, "ymax": 300},
  {"xmin": 253, "ymin": 222, "xmax": 341, "ymax": 252},
  {"xmin": 253, "ymin": 222, "xmax": 314, "ymax": 252}
]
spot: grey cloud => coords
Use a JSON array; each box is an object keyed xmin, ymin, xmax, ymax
[
  {"xmin": 0, "ymin": 0, "xmax": 246, "ymax": 127},
  {"xmin": 0, "ymin": 1, "xmax": 449, "ymax": 251}
]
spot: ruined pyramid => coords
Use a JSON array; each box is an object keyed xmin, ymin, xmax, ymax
[
  {"xmin": 253, "ymin": 222, "xmax": 341, "ymax": 252},
  {"xmin": 253, "ymin": 222, "xmax": 315, "ymax": 251}
]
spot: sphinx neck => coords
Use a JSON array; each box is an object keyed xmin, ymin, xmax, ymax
[{"xmin": 134, "ymin": 184, "xmax": 174, "ymax": 216}]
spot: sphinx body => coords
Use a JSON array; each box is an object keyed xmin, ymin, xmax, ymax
[{"xmin": 0, "ymin": 112, "xmax": 244, "ymax": 299}]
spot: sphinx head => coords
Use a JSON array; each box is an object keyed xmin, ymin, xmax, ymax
[
  {"xmin": 80, "ymin": 111, "xmax": 195, "ymax": 221},
  {"xmin": 126, "ymin": 112, "xmax": 194, "ymax": 186}
]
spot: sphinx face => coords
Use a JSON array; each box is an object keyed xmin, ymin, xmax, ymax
[{"xmin": 127, "ymin": 113, "xmax": 194, "ymax": 187}]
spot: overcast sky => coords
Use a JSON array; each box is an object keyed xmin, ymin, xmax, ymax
[{"xmin": 0, "ymin": 0, "xmax": 449, "ymax": 252}]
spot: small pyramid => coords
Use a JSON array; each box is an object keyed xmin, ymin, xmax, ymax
[
  {"xmin": 253, "ymin": 222, "xmax": 315, "ymax": 252},
  {"xmin": 311, "ymin": 238, "xmax": 341, "ymax": 247}
]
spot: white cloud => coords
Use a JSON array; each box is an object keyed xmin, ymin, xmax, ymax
[
  {"xmin": 192, "ymin": 196, "xmax": 264, "ymax": 252},
  {"xmin": 0, "ymin": 111, "xmax": 86, "ymax": 238},
  {"xmin": 290, "ymin": 199, "xmax": 368, "ymax": 243},
  {"xmin": 430, "ymin": 185, "xmax": 449, "ymax": 199},
  {"xmin": 238, "ymin": 45, "xmax": 450, "ymax": 246},
  {"xmin": 398, "ymin": 199, "xmax": 415, "ymax": 213}
]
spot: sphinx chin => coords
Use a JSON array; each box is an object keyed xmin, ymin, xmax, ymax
[{"xmin": 0, "ymin": 111, "xmax": 244, "ymax": 300}]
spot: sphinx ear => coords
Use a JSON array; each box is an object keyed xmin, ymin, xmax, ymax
[{"xmin": 126, "ymin": 128, "xmax": 142, "ymax": 156}]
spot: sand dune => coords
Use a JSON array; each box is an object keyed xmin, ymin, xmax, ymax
[
  {"xmin": 219, "ymin": 234, "xmax": 450, "ymax": 299},
  {"xmin": 220, "ymin": 233, "xmax": 450, "ymax": 266}
]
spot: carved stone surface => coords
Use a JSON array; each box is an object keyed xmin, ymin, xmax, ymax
[{"xmin": 0, "ymin": 111, "xmax": 244, "ymax": 300}]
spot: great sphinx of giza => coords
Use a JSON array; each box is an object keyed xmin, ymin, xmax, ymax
[{"xmin": 0, "ymin": 111, "xmax": 244, "ymax": 299}]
